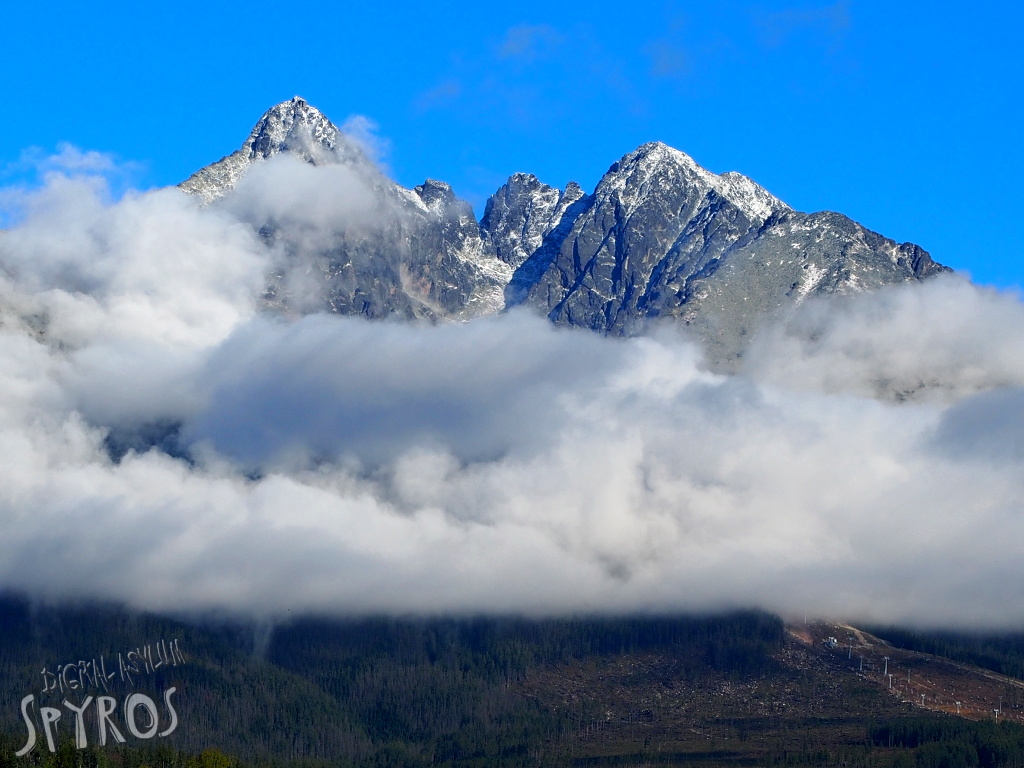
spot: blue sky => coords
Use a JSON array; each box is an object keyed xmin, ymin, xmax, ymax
[{"xmin": 2, "ymin": 1, "xmax": 1021, "ymax": 288}]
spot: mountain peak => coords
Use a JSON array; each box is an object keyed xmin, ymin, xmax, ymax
[
  {"xmin": 601, "ymin": 142, "xmax": 710, "ymax": 198},
  {"xmin": 244, "ymin": 96, "xmax": 341, "ymax": 162},
  {"xmin": 179, "ymin": 97, "xmax": 367, "ymax": 203},
  {"xmin": 617, "ymin": 141, "xmax": 700, "ymax": 172},
  {"xmin": 598, "ymin": 141, "xmax": 788, "ymax": 226},
  {"xmin": 414, "ymin": 179, "xmax": 457, "ymax": 211}
]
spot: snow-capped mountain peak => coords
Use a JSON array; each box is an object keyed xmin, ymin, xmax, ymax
[
  {"xmin": 480, "ymin": 173, "xmax": 588, "ymax": 269},
  {"xmin": 244, "ymin": 96, "xmax": 343, "ymax": 161},
  {"xmin": 413, "ymin": 179, "xmax": 458, "ymax": 213},
  {"xmin": 600, "ymin": 141, "xmax": 788, "ymax": 227},
  {"xmin": 179, "ymin": 96, "xmax": 368, "ymax": 203}
]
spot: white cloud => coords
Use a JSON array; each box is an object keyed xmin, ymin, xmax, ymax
[
  {"xmin": 743, "ymin": 276, "xmax": 1024, "ymax": 402},
  {"xmin": 218, "ymin": 153, "xmax": 386, "ymax": 234},
  {"xmin": 0, "ymin": 144, "xmax": 144, "ymax": 228},
  {"xmin": 340, "ymin": 115, "xmax": 391, "ymax": 167},
  {"xmin": 1, "ymin": 153, "xmax": 1024, "ymax": 629}
]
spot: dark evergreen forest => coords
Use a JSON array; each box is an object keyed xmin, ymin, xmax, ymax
[
  {"xmin": 6, "ymin": 597, "xmax": 1024, "ymax": 767},
  {"xmin": 0, "ymin": 596, "xmax": 781, "ymax": 766}
]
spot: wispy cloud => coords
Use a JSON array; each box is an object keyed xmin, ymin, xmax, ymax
[
  {"xmin": 644, "ymin": 38, "xmax": 690, "ymax": 79},
  {"xmin": 0, "ymin": 144, "xmax": 144, "ymax": 227},
  {"xmin": 411, "ymin": 79, "xmax": 462, "ymax": 114},
  {"xmin": 409, "ymin": 22, "xmax": 646, "ymax": 128},
  {"xmin": 756, "ymin": 1, "xmax": 851, "ymax": 50},
  {"xmin": 340, "ymin": 115, "xmax": 391, "ymax": 166},
  {"xmin": 497, "ymin": 24, "xmax": 565, "ymax": 63},
  {"xmin": 641, "ymin": 13, "xmax": 691, "ymax": 80}
]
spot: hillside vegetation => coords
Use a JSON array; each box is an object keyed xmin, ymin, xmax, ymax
[{"xmin": 3, "ymin": 597, "xmax": 1024, "ymax": 767}]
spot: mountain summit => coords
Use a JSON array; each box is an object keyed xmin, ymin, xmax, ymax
[
  {"xmin": 179, "ymin": 98, "xmax": 949, "ymax": 362},
  {"xmin": 179, "ymin": 96, "xmax": 368, "ymax": 203},
  {"xmin": 505, "ymin": 141, "xmax": 948, "ymax": 358},
  {"xmin": 181, "ymin": 97, "xmax": 510, "ymax": 319}
]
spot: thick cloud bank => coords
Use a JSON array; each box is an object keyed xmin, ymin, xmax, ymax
[{"xmin": 1, "ymin": 154, "xmax": 1023, "ymax": 628}]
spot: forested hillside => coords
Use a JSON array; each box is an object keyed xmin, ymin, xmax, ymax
[
  {"xmin": 0, "ymin": 596, "xmax": 781, "ymax": 765},
  {"xmin": 5, "ymin": 597, "xmax": 1024, "ymax": 767}
]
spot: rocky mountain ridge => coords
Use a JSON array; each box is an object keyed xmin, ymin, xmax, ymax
[
  {"xmin": 187, "ymin": 97, "xmax": 510, "ymax": 321},
  {"xmin": 179, "ymin": 97, "xmax": 949, "ymax": 361}
]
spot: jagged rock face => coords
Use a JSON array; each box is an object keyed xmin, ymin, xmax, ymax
[
  {"xmin": 181, "ymin": 98, "xmax": 510, "ymax": 320},
  {"xmin": 402, "ymin": 179, "xmax": 510, "ymax": 319},
  {"xmin": 504, "ymin": 142, "xmax": 791, "ymax": 335},
  {"xmin": 481, "ymin": 174, "xmax": 587, "ymax": 269},
  {"xmin": 258, "ymin": 176, "xmax": 510, "ymax": 321},
  {"xmin": 500, "ymin": 142, "xmax": 948, "ymax": 361},
  {"xmin": 676, "ymin": 211, "xmax": 949, "ymax": 363}
]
